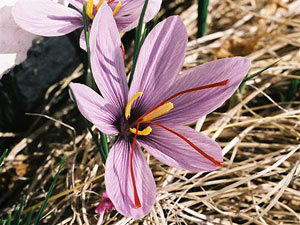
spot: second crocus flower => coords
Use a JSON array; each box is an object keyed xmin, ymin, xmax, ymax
[{"xmin": 13, "ymin": 0, "xmax": 162, "ymax": 49}]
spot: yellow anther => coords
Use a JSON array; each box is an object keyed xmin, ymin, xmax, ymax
[
  {"xmin": 96, "ymin": 0, "xmax": 105, "ymax": 10},
  {"xmin": 87, "ymin": 0, "xmax": 94, "ymax": 19},
  {"xmin": 113, "ymin": 1, "xmax": 122, "ymax": 16},
  {"xmin": 130, "ymin": 126, "xmax": 152, "ymax": 136},
  {"xmin": 141, "ymin": 102, "xmax": 174, "ymax": 122},
  {"xmin": 125, "ymin": 92, "xmax": 143, "ymax": 120}
]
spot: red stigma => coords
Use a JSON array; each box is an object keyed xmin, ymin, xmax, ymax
[
  {"xmin": 130, "ymin": 123, "xmax": 142, "ymax": 209},
  {"xmin": 107, "ymin": 0, "xmax": 115, "ymax": 4},
  {"xmin": 135, "ymin": 79, "xmax": 229, "ymax": 124},
  {"xmin": 146, "ymin": 121, "xmax": 222, "ymax": 167}
]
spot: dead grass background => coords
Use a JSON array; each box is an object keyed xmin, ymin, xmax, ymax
[{"xmin": 0, "ymin": 0, "xmax": 300, "ymax": 224}]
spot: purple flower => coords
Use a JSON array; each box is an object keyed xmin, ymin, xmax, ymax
[
  {"xmin": 95, "ymin": 192, "xmax": 115, "ymax": 214},
  {"xmin": 70, "ymin": 4, "xmax": 251, "ymax": 219},
  {"xmin": 12, "ymin": 0, "xmax": 161, "ymax": 49}
]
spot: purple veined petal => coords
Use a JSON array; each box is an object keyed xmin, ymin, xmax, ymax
[
  {"xmin": 139, "ymin": 124, "xmax": 223, "ymax": 172},
  {"xmin": 112, "ymin": 0, "xmax": 162, "ymax": 33},
  {"xmin": 13, "ymin": 0, "xmax": 83, "ymax": 36},
  {"xmin": 105, "ymin": 137, "xmax": 156, "ymax": 219},
  {"xmin": 156, "ymin": 57, "xmax": 251, "ymax": 125},
  {"xmin": 69, "ymin": 82, "xmax": 120, "ymax": 135},
  {"xmin": 90, "ymin": 3, "xmax": 128, "ymax": 110},
  {"xmin": 129, "ymin": 16, "xmax": 187, "ymax": 115}
]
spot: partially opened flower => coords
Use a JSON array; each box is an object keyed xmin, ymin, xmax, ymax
[
  {"xmin": 70, "ymin": 4, "xmax": 251, "ymax": 219},
  {"xmin": 95, "ymin": 192, "xmax": 115, "ymax": 214},
  {"xmin": 12, "ymin": 0, "xmax": 161, "ymax": 49}
]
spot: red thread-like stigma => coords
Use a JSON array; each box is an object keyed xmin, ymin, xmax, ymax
[
  {"xmin": 107, "ymin": 0, "xmax": 115, "ymax": 4},
  {"xmin": 145, "ymin": 121, "xmax": 222, "ymax": 167},
  {"xmin": 130, "ymin": 123, "xmax": 142, "ymax": 209},
  {"xmin": 136, "ymin": 80, "xmax": 228, "ymax": 124}
]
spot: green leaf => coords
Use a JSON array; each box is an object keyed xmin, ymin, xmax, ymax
[
  {"xmin": 33, "ymin": 155, "xmax": 65, "ymax": 225},
  {"xmin": 0, "ymin": 149, "xmax": 8, "ymax": 167},
  {"xmin": 239, "ymin": 59, "xmax": 281, "ymax": 94}
]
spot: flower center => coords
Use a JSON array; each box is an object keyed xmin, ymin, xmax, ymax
[
  {"xmin": 125, "ymin": 92, "xmax": 174, "ymax": 136},
  {"xmin": 87, "ymin": 0, "xmax": 122, "ymax": 20}
]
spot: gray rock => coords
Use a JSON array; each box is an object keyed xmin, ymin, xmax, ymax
[{"xmin": 0, "ymin": 35, "xmax": 81, "ymax": 135}]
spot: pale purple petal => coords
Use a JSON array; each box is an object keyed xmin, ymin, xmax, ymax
[
  {"xmin": 156, "ymin": 57, "xmax": 251, "ymax": 124},
  {"xmin": 0, "ymin": 4, "xmax": 38, "ymax": 77},
  {"xmin": 105, "ymin": 138, "xmax": 156, "ymax": 219},
  {"xmin": 13, "ymin": 0, "xmax": 82, "ymax": 36},
  {"xmin": 79, "ymin": 30, "xmax": 86, "ymax": 50},
  {"xmin": 129, "ymin": 16, "xmax": 187, "ymax": 114},
  {"xmin": 69, "ymin": 83, "xmax": 120, "ymax": 135},
  {"xmin": 90, "ymin": 3, "xmax": 128, "ymax": 110},
  {"xmin": 139, "ymin": 124, "xmax": 223, "ymax": 172},
  {"xmin": 112, "ymin": 0, "xmax": 162, "ymax": 33}
]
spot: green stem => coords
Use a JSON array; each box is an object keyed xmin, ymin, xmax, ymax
[
  {"xmin": 128, "ymin": 0, "xmax": 149, "ymax": 87},
  {"xmin": 197, "ymin": 0, "xmax": 209, "ymax": 37},
  {"xmin": 81, "ymin": 4, "xmax": 109, "ymax": 162},
  {"xmin": 70, "ymin": 89, "xmax": 107, "ymax": 163}
]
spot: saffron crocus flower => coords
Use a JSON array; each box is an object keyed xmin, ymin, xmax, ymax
[
  {"xmin": 12, "ymin": 0, "xmax": 162, "ymax": 49},
  {"xmin": 70, "ymin": 4, "xmax": 251, "ymax": 219}
]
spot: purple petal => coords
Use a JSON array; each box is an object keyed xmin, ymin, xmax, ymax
[
  {"xmin": 69, "ymin": 83, "xmax": 119, "ymax": 135},
  {"xmin": 79, "ymin": 30, "xmax": 86, "ymax": 50},
  {"xmin": 95, "ymin": 192, "xmax": 115, "ymax": 214},
  {"xmin": 105, "ymin": 138, "xmax": 156, "ymax": 219},
  {"xmin": 13, "ymin": 0, "xmax": 82, "ymax": 36},
  {"xmin": 129, "ymin": 16, "xmax": 187, "ymax": 114},
  {"xmin": 112, "ymin": 0, "xmax": 162, "ymax": 33},
  {"xmin": 139, "ymin": 124, "xmax": 223, "ymax": 172},
  {"xmin": 90, "ymin": 3, "xmax": 128, "ymax": 110},
  {"xmin": 156, "ymin": 57, "xmax": 251, "ymax": 124}
]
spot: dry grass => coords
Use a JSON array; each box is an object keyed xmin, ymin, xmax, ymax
[{"xmin": 1, "ymin": 0, "xmax": 300, "ymax": 224}]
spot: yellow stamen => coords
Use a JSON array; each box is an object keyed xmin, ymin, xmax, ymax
[
  {"xmin": 87, "ymin": 0, "xmax": 94, "ymax": 19},
  {"xmin": 141, "ymin": 102, "xmax": 174, "ymax": 122},
  {"xmin": 125, "ymin": 92, "xmax": 143, "ymax": 120},
  {"xmin": 96, "ymin": 0, "xmax": 105, "ymax": 10},
  {"xmin": 113, "ymin": 1, "xmax": 122, "ymax": 16},
  {"xmin": 130, "ymin": 126, "xmax": 152, "ymax": 136}
]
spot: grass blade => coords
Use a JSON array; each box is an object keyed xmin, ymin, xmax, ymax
[
  {"xmin": 239, "ymin": 59, "xmax": 281, "ymax": 94},
  {"xmin": 0, "ymin": 149, "xmax": 8, "ymax": 167},
  {"xmin": 6, "ymin": 214, "xmax": 11, "ymax": 225},
  {"xmin": 33, "ymin": 155, "xmax": 65, "ymax": 225},
  {"xmin": 25, "ymin": 208, "xmax": 35, "ymax": 225},
  {"xmin": 12, "ymin": 196, "xmax": 25, "ymax": 225}
]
